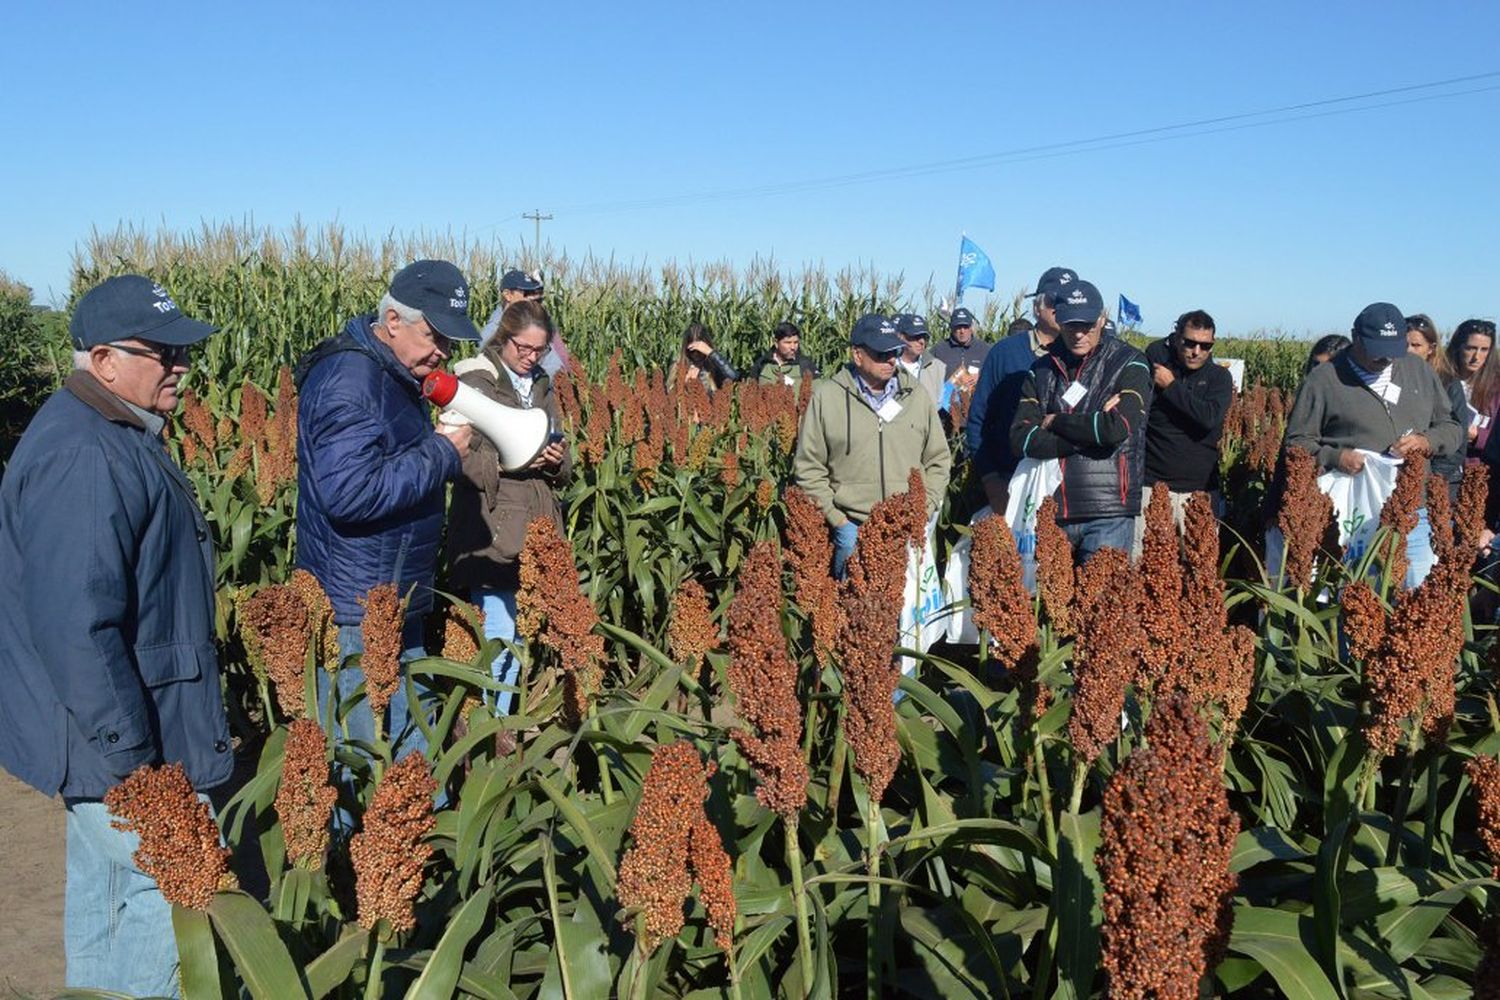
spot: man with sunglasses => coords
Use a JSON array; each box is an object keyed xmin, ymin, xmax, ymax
[
  {"xmin": 0, "ymin": 275, "xmax": 231, "ymax": 994},
  {"xmin": 1141, "ymin": 310, "xmax": 1234, "ymax": 528},
  {"xmin": 294, "ymin": 259, "xmax": 479, "ymax": 770},
  {"xmin": 793, "ymin": 313, "xmax": 951, "ymax": 578}
]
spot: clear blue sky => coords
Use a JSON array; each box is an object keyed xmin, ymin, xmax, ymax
[{"xmin": 3, "ymin": 1, "xmax": 1497, "ymax": 337}]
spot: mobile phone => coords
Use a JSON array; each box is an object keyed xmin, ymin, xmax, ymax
[{"xmin": 548, "ymin": 431, "xmax": 565, "ymax": 445}]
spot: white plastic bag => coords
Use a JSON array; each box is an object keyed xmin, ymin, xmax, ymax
[
  {"xmin": 1318, "ymin": 450, "xmax": 1402, "ymax": 564},
  {"xmin": 942, "ymin": 518, "xmax": 982, "ymax": 646},
  {"xmin": 1004, "ymin": 458, "xmax": 1063, "ymax": 593},
  {"xmin": 897, "ymin": 513, "xmax": 944, "ymax": 678}
]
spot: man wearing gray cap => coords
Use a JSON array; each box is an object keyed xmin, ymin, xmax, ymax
[
  {"xmin": 794, "ymin": 313, "xmax": 951, "ymax": 577},
  {"xmin": 1283, "ymin": 301, "xmax": 1461, "ymax": 587},
  {"xmin": 1008, "ymin": 279, "xmax": 1154, "ymax": 563},
  {"xmin": 0, "ymin": 276, "xmax": 231, "ymax": 995}
]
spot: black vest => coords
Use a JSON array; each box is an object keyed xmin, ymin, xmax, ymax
[{"xmin": 1034, "ymin": 337, "xmax": 1149, "ymax": 522}]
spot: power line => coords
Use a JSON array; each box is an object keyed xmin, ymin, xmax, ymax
[{"xmin": 549, "ymin": 70, "xmax": 1500, "ymax": 218}]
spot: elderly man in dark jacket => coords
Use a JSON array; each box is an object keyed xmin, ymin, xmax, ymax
[
  {"xmin": 0, "ymin": 276, "xmax": 229, "ymax": 995},
  {"xmin": 295, "ymin": 259, "xmax": 477, "ymax": 759}
]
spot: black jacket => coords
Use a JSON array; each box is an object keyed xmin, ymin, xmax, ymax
[
  {"xmin": 1142, "ymin": 338, "xmax": 1234, "ymax": 492},
  {"xmin": 1009, "ymin": 337, "xmax": 1154, "ymax": 522}
]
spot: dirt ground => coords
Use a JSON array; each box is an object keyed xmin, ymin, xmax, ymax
[{"xmin": 0, "ymin": 770, "xmax": 65, "ymax": 998}]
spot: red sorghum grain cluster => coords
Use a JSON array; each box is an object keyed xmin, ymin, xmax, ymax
[
  {"xmin": 180, "ymin": 389, "xmax": 217, "ymax": 459},
  {"xmin": 289, "ymin": 569, "xmax": 339, "ymax": 671},
  {"xmin": 668, "ymin": 579, "xmax": 718, "ymax": 670},
  {"xmin": 1376, "ymin": 453, "xmax": 1427, "ymax": 588},
  {"xmin": 1034, "ymin": 497, "xmax": 1076, "ymax": 634},
  {"xmin": 252, "ymin": 366, "xmax": 299, "ymax": 504},
  {"xmin": 784, "ymin": 487, "xmax": 842, "ymax": 660},
  {"xmin": 726, "ymin": 542, "xmax": 808, "ymax": 818},
  {"xmin": 105, "ymin": 763, "xmax": 235, "ymax": 910},
  {"xmin": 1138, "ymin": 483, "xmax": 1186, "ymax": 686},
  {"xmin": 517, "ymin": 517, "xmax": 606, "ymax": 724},
  {"xmin": 441, "ymin": 601, "xmax": 485, "ymax": 664},
  {"xmin": 720, "ymin": 449, "xmax": 740, "ymax": 489},
  {"xmin": 1456, "ymin": 463, "xmax": 1490, "ymax": 552},
  {"xmin": 276, "ymin": 718, "xmax": 337, "ymax": 870},
  {"xmin": 579, "ymin": 383, "xmax": 611, "ymax": 466},
  {"xmin": 240, "ymin": 379, "xmax": 268, "ymax": 443},
  {"xmin": 1468, "ymin": 755, "xmax": 1500, "ymax": 878},
  {"xmin": 967, "ymin": 515, "xmax": 1037, "ymax": 669},
  {"xmin": 240, "ymin": 583, "xmax": 310, "ymax": 716},
  {"xmin": 358, "ymin": 584, "xmax": 405, "ymax": 720},
  {"xmin": 1097, "ymin": 696, "xmax": 1239, "ymax": 1000},
  {"xmin": 350, "ymin": 753, "xmax": 436, "ymax": 933},
  {"xmin": 1278, "ymin": 449, "xmax": 1335, "ymax": 590},
  {"xmin": 617, "ymin": 741, "xmax": 734, "ymax": 953},
  {"xmin": 755, "ymin": 477, "xmax": 776, "ymax": 512},
  {"xmin": 1069, "ymin": 548, "xmax": 1145, "ymax": 766}
]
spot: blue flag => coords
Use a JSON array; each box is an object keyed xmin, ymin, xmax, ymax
[
  {"xmin": 956, "ymin": 236, "xmax": 995, "ymax": 301},
  {"xmin": 1117, "ymin": 294, "xmax": 1142, "ymax": 327}
]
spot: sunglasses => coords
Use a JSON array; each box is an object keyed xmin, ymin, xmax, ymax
[
  {"xmin": 1404, "ymin": 316, "xmax": 1432, "ymax": 332},
  {"xmin": 110, "ymin": 340, "xmax": 192, "ymax": 366},
  {"xmin": 1180, "ymin": 337, "xmax": 1215, "ymax": 353},
  {"xmin": 864, "ymin": 347, "xmax": 903, "ymax": 362}
]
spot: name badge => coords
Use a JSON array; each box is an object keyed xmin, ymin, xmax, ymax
[
  {"xmin": 876, "ymin": 398, "xmax": 903, "ymax": 423},
  {"xmin": 1381, "ymin": 383, "xmax": 1402, "ymax": 405},
  {"xmin": 967, "ymin": 363, "xmax": 980, "ymax": 375},
  {"xmin": 1061, "ymin": 381, "xmax": 1087, "ymax": 407},
  {"xmin": 782, "ymin": 373, "xmax": 794, "ymax": 387},
  {"xmin": 1474, "ymin": 413, "xmax": 1491, "ymax": 430}
]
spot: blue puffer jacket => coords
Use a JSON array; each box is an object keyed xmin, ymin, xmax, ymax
[
  {"xmin": 295, "ymin": 316, "xmax": 461, "ymax": 624},
  {"xmin": 0, "ymin": 373, "xmax": 233, "ymax": 798}
]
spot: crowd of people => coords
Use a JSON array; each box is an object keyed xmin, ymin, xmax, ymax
[{"xmin": 1, "ymin": 255, "xmax": 1496, "ymax": 993}]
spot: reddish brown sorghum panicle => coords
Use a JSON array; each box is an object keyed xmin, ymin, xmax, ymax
[
  {"xmin": 553, "ymin": 371, "xmax": 580, "ymax": 429},
  {"xmin": 359, "ymin": 584, "xmax": 405, "ymax": 720},
  {"xmin": 181, "ymin": 389, "xmax": 217, "ymax": 454},
  {"xmin": 719, "ymin": 450, "xmax": 740, "ymax": 489},
  {"xmin": 441, "ymin": 601, "xmax": 485, "ymax": 663},
  {"xmin": 349, "ymin": 753, "xmax": 436, "ymax": 933},
  {"xmin": 1468, "ymin": 755, "xmax": 1500, "ymax": 878},
  {"xmin": 579, "ymin": 384, "xmax": 611, "ymax": 466},
  {"xmin": 1341, "ymin": 581, "xmax": 1387, "ymax": 661},
  {"xmin": 241, "ymin": 584, "xmax": 310, "ymax": 716},
  {"xmin": 1456, "ymin": 463, "xmax": 1490, "ymax": 553},
  {"xmin": 1034, "ymin": 497, "xmax": 1076, "ymax": 634},
  {"xmin": 1279, "ymin": 449, "xmax": 1334, "ymax": 590},
  {"xmin": 1069, "ymin": 549, "xmax": 1145, "ymax": 766},
  {"xmin": 967, "ymin": 515, "xmax": 1037, "ymax": 669},
  {"xmin": 842, "ymin": 468, "xmax": 926, "ymax": 606},
  {"xmin": 783, "ymin": 487, "xmax": 842, "ymax": 661},
  {"xmin": 224, "ymin": 441, "xmax": 253, "ymax": 479},
  {"xmin": 180, "ymin": 432, "xmax": 200, "ymax": 466},
  {"xmin": 289, "ymin": 569, "xmax": 339, "ymax": 671},
  {"xmin": 240, "ymin": 380, "xmax": 268, "ymax": 444},
  {"xmin": 688, "ymin": 814, "xmax": 737, "ymax": 952},
  {"xmin": 276, "ymin": 718, "xmax": 337, "ymax": 870},
  {"xmin": 1376, "ymin": 453, "xmax": 1427, "ymax": 588},
  {"xmin": 105, "ymin": 763, "xmax": 235, "ymax": 910},
  {"xmin": 517, "ymin": 517, "xmax": 605, "ymax": 724},
  {"xmin": 1138, "ymin": 483, "xmax": 1185, "ymax": 687},
  {"xmin": 725, "ymin": 542, "xmax": 808, "ymax": 818},
  {"xmin": 755, "ymin": 477, "xmax": 775, "ymax": 513},
  {"xmin": 616, "ymin": 741, "xmax": 724, "ymax": 954},
  {"xmin": 1097, "ymin": 696, "xmax": 1240, "ymax": 1000},
  {"xmin": 668, "ymin": 579, "xmax": 718, "ymax": 670},
  {"xmin": 1427, "ymin": 474, "xmax": 1456, "ymax": 567}
]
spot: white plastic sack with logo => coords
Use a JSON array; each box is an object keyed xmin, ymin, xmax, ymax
[
  {"xmin": 941, "ymin": 511, "xmax": 986, "ymax": 646},
  {"xmin": 1319, "ymin": 450, "xmax": 1402, "ymax": 565},
  {"xmin": 1005, "ymin": 457, "xmax": 1063, "ymax": 593},
  {"xmin": 897, "ymin": 513, "xmax": 944, "ymax": 679}
]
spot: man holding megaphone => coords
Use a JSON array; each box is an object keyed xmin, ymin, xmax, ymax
[{"xmin": 442, "ymin": 300, "xmax": 571, "ymax": 735}]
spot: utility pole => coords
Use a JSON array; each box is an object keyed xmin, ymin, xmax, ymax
[{"xmin": 522, "ymin": 209, "xmax": 553, "ymax": 255}]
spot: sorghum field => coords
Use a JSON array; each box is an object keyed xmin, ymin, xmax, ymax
[{"xmin": 4, "ymin": 223, "xmax": 1497, "ymax": 999}]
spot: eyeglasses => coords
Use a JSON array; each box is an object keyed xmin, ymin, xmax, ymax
[
  {"xmin": 110, "ymin": 340, "xmax": 191, "ymax": 366},
  {"xmin": 864, "ymin": 347, "xmax": 902, "ymax": 362},
  {"xmin": 508, "ymin": 340, "xmax": 551, "ymax": 360},
  {"xmin": 1180, "ymin": 337, "xmax": 1215, "ymax": 354}
]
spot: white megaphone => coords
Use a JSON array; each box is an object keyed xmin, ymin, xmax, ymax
[{"xmin": 422, "ymin": 369, "xmax": 551, "ymax": 471}]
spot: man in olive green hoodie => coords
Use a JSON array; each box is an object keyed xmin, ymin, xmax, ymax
[{"xmin": 793, "ymin": 313, "xmax": 952, "ymax": 577}]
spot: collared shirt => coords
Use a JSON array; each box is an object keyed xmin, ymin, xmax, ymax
[
  {"xmin": 502, "ymin": 362, "xmax": 536, "ymax": 408},
  {"xmin": 1347, "ymin": 354, "xmax": 1395, "ymax": 404},
  {"xmin": 852, "ymin": 366, "xmax": 899, "ymax": 414},
  {"xmin": 121, "ymin": 398, "xmax": 166, "ymax": 438},
  {"xmin": 1028, "ymin": 328, "xmax": 1048, "ymax": 357}
]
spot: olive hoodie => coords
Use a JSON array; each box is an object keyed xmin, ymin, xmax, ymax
[{"xmin": 792, "ymin": 365, "xmax": 951, "ymax": 527}]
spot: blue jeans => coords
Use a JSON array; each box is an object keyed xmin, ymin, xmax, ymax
[
  {"xmin": 832, "ymin": 521, "xmax": 859, "ymax": 580},
  {"xmin": 1063, "ymin": 517, "xmax": 1135, "ymax": 565},
  {"xmin": 1402, "ymin": 507, "xmax": 1434, "ymax": 590},
  {"xmin": 64, "ymin": 798, "xmax": 195, "ymax": 996},
  {"xmin": 316, "ymin": 617, "xmax": 434, "ymax": 759},
  {"xmin": 473, "ymin": 588, "xmax": 521, "ymax": 715}
]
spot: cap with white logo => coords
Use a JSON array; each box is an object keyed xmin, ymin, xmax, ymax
[
  {"xmin": 1052, "ymin": 280, "xmax": 1105, "ymax": 326},
  {"xmin": 69, "ymin": 274, "xmax": 217, "ymax": 349},
  {"xmin": 1351, "ymin": 302, "xmax": 1408, "ymax": 360},
  {"xmin": 1027, "ymin": 266, "xmax": 1078, "ymax": 301},
  {"xmin": 389, "ymin": 259, "xmax": 480, "ymax": 342}
]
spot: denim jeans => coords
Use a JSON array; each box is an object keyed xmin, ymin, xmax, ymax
[
  {"xmin": 64, "ymin": 798, "xmax": 194, "ymax": 997},
  {"xmin": 1062, "ymin": 516, "xmax": 1135, "ymax": 565},
  {"xmin": 316, "ymin": 617, "xmax": 434, "ymax": 758},
  {"xmin": 832, "ymin": 521, "xmax": 859, "ymax": 580},
  {"xmin": 1401, "ymin": 506, "xmax": 1434, "ymax": 590},
  {"xmin": 473, "ymin": 587, "xmax": 521, "ymax": 716}
]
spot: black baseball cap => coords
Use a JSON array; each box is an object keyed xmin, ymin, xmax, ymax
[
  {"xmin": 70, "ymin": 275, "xmax": 217, "ymax": 349},
  {"xmin": 1026, "ymin": 266, "xmax": 1078, "ymax": 301},
  {"xmin": 1352, "ymin": 302, "xmax": 1408, "ymax": 359},
  {"xmin": 500, "ymin": 268, "xmax": 544, "ymax": 293},
  {"xmin": 894, "ymin": 313, "xmax": 930, "ymax": 338},
  {"xmin": 850, "ymin": 313, "xmax": 903, "ymax": 354},
  {"xmin": 1053, "ymin": 280, "xmax": 1105, "ymax": 326},
  {"xmin": 389, "ymin": 260, "xmax": 480, "ymax": 342},
  {"xmin": 950, "ymin": 307, "xmax": 977, "ymax": 330}
]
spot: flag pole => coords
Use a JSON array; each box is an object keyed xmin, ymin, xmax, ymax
[{"xmin": 954, "ymin": 232, "xmax": 964, "ymax": 306}]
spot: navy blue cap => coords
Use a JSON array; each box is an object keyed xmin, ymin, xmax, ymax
[
  {"xmin": 1053, "ymin": 280, "xmax": 1105, "ymax": 326},
  {"xmin": 1027, "ymin": 266, "xmax": 1078, "ymax": 300},
  {"xmin": 70, "ymin": 275, "xmax": 216, "ymax": 350},
  {"xmin": 894, "ymin": 313, "xmax": 930, "ymax": 338},
  {"xmin": 1352, "ymin": 302, "xmax": 1408, "ymax": 359},
  {"xmin": 850, "ymin": 313, "xmax": 903, "ymax": 354},
  {"xmin": 389, "ymin": 260, "xmax": 480, "ymax": 342},
  {"xmin": 500, "ymin": 268, "xmax": 543, "ymax": 292},
  {"xmin": 950, "ymin": 307, "xmax": 977, "ymax": 330}
]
